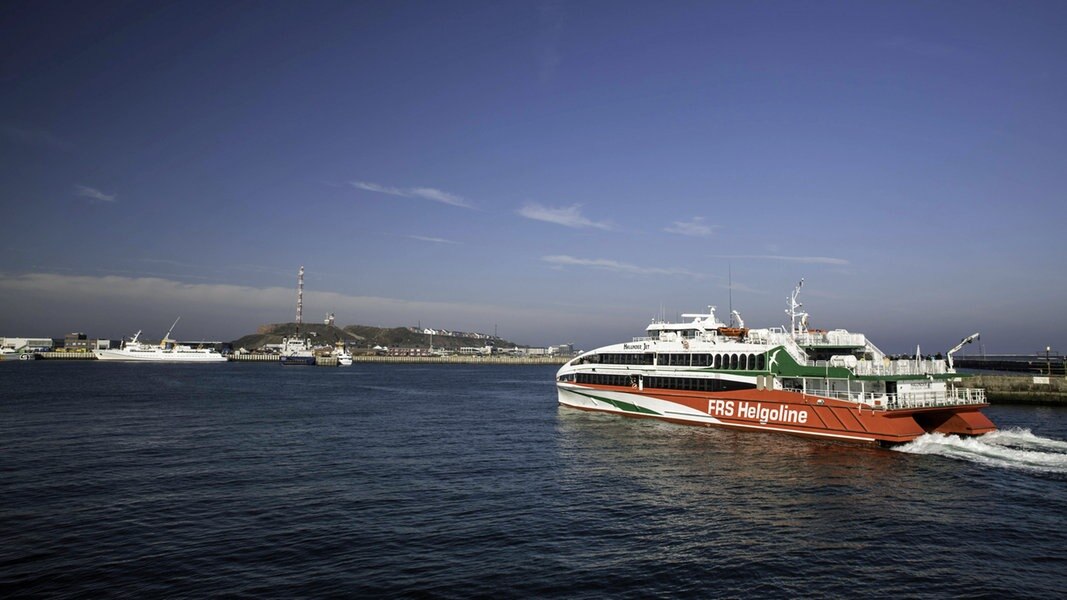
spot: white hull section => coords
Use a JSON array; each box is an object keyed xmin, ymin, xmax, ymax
[
  {"xmin": 94, "ymin": 349, "xmax": 226, "ymax": 363},
  {"xmin": 557, "ymin": 383, "xmax": 718, "ymax": 424}
]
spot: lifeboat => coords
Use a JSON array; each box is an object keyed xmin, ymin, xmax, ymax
[{"xmin": 717, "ymin": 327, "xmax": 748, "ymax": 338}]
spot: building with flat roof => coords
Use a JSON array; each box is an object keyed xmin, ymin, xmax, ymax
[{"xmin": 1, "ymin": 337, "xmax": 53, "ymax": 352}]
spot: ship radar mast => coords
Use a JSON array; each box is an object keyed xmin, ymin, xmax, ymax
[{"xmin": 786, "ymin": 279, "xmax": 808, "ymax": 336}]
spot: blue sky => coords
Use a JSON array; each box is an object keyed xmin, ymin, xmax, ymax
[{"xmin": 2, "ymin": 1, "xmax": 1065, "ymax": 353}]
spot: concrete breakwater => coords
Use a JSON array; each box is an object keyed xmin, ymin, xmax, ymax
[
  {"xmin": 29, "ymin": 352, "xmax": 567, "ymax": 366},
  {"xmin": 229, "ymin": 353, "xmax": 279, "ymax": 362},
  {"xmin": 230, "ymin": 354, "xmax": 337, "ymax": 366},
  {"xmin": 229, "ymin": 354, "xmax": 566, "ymax": 365},
  {"xmin": 966, "ymin": 375, "xmax": 1067, "ymax": 406},
  {"xmin": 34, "ymin": 352, "xmax": 95, "ymax": 360},
  {"xmin": 350, "ymin": 355, "xmax": 568, "ymax": 365}
]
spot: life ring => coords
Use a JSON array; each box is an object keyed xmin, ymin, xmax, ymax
[
  {"xmin": 19, "ymin": 354, "xmax": 29, "ymax": 360},
  {"xmin": 682, "ymin": 340, "xmax": 689, "ymax": 349}
]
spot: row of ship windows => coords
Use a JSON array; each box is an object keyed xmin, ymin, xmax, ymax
[
  {"xmin": 581, "ymin": 352, "xmax": 766, "ymax": 370},
  {"xmin": 565, "ymin": 373, "xmax": 755, "ymax": 392}
]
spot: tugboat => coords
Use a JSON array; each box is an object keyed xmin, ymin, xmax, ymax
[
  {"xmin": 280, "ymin": 335, "xmax": 316, "ymax": 366},
  {"xmin": 556, "ymin": 280, "xmax": 995, "ymax": 446},
  {"xmin": 334, "ymin": 340, "xmax": 353, "ymax": 366}
]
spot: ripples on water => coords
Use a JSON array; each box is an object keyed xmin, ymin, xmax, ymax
[{"xmin": 2, "ymin": 363, "xmax": 1065, "ymax": 598}]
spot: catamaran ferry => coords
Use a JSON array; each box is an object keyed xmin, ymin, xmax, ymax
[{"xmin": 556, "ymin": 280, "xmax": 995, "ymax": 446}]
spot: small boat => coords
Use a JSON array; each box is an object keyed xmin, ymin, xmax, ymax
[
  {"xmin": 1, "ymin": 349, "xmax": 36, "ymax": 361},
  {"xmin": 335, "ymin": 341, "xmax": 353, "ymax": 366},
  {"xmin": 94, "ymin": 318, "xmax": 226, "ymax": 363},
  {"xmin": 556, "ymin": 280, "xmax": 995, "ymax": 446}
]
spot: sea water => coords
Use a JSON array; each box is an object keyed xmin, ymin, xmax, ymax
[{"xmin": 1, "ymin": 362, "xmax": 1065, "ymax": 598}]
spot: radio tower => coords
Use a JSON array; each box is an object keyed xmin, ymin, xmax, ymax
[{"xmin": 296, "ymin": 266, "xmax": 304, "ymax": 337}]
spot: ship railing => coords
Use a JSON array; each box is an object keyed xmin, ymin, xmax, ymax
[
  {"xmin": 850, "ymin": 359, "xmax": 950, "ymax": 377},
  {"xmin": 761, "ymin": 330, "xmax": 810, "ymax": 366},
  {"xmin": 780, "ymin": 386, "xmax": 987, "ymax": 409},
  {"xmin": 793, "ymin": 331, "xmax": 867, "ymax": 348}
]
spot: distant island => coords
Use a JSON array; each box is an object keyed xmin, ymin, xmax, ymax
[{"xmin": 230, "ymin": 322, "xmax": 525, "ymax": 354}]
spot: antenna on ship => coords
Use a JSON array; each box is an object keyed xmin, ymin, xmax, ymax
[
  {"xmin": 786, "ymin": 278, "xmax": 808, "ymax": 336},
  {"xmin": 296, "ymin": 266, "xmax": 304, "ymax": 338},
  {"xmin": 728, "ymin": 262, "xmax": 733, "ymax": 327}
]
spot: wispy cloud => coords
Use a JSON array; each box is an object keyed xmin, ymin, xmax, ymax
[
  {"xmin": 664, "ymin": 216, "xmax": 715, "ymax": 237},
  {"xmin": 543, "ymin": 255, "xmax": 706, "ymax": 277},
  {"xmin": 74, "ymin": 184, "xmax": 116, "ymax": 203},
  {"xmin": 518, "ymin": 203, "xmax": 612, "ymax": 230},
  {"xmin": 352, "ymin": 181, "xmax": 472, "ymax": 208},
  {"xmin": 352, "ymin": 181, "xmax": 406, "ymax": 196},
  {"xmin": 711, "ymin": 254, "xmax": 849, "ymax": 265},
  {"xmin": 408, "ymin": 235, "xmax": 460, "ymax": 245},
  {"xmin": 409, "ymin": 187, "xmax": 467, "ymax": 207},
  {"xmin": 0, "ymin": 271, "xmax": 585, "ymax": 343},
  {"xmin": 2, "ymin": 124, "xmax": 73, "ymax": 151}
]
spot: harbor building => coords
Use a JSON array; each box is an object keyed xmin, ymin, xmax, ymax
[{"xmin": 1, "ymin": 337, "xmax": 53, "ymax": 352}]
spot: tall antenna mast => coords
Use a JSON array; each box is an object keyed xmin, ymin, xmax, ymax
[
  {"xmin": 728, "ymin": 262, "xmax": 733, "ymax": 327},
  {"xmin": 296, "ymin": 265, "xmax": 304, "ymax": 336},
  {"xmin": 786, "ymin": 278, "xmax": 808, "ymax": 335}
]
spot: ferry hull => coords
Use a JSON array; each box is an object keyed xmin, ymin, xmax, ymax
[
  {"xmin": 557, "ymin": 382, "xmax": 995, "ymax": 445},
  {"xmin": 94, "ymin": 350, "xmax": 227, "ymax": 363},
  {"xmin": 280, "ymin": 355, "xmax": 316, "ymax": 366}
]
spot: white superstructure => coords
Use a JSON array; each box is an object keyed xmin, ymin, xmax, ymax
[{"xmin": 94, "ymin": 318, "xmax": 226, "ymax": 363}]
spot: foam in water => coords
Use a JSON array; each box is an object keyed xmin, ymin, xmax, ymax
[{"xmin": 894, "ymin": 428, "xmax": 1067, "ymax": 474}]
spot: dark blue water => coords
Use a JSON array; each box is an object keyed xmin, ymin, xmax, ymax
[{"xmin": 2, "ymin": 363, "xmax": 1065, "ymax": 598}]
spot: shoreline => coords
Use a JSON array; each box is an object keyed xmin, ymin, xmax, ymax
[{"xmin": 14, "ymin": 354, "xmax": 1067, "ymax": 405}]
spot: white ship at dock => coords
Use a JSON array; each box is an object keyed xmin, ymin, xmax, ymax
[{"xmin": 94, "ymin": 318, "xmax": 226, "ymax": 363}]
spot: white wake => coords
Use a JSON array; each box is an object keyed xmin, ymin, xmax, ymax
[{"xmin": 894, "ymin": 428, "xmax": 1067, "ymax": 474}]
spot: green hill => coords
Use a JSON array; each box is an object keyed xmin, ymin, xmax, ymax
[
  {"xmin": 229, "ymin": 323, "xmax": 357, "ymax": 351},
  {"xmin": 230, "ymin": 323, "xmax": 516, "ymax": 351}
]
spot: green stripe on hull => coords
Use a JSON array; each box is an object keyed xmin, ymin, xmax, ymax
[{"xmin": 571, "ymin": 389, "xmax": 661, "ymax": 415}]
